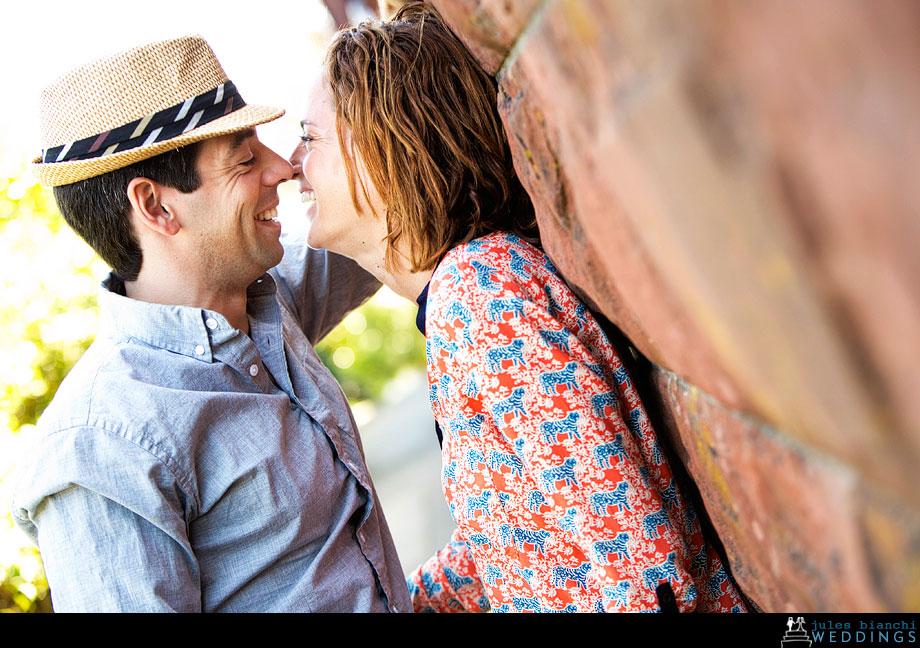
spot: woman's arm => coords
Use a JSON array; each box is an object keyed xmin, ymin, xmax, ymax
[{"xmin": 406, "ymin": 528, "xmax": 490, "ymax": 613}]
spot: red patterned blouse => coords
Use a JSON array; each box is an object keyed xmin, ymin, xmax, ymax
[{"xmin": 407, "ymin": 232, "xmax": 746, "ymax": 613}]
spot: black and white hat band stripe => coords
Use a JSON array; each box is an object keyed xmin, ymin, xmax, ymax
[{"xmin": 41, "ymin": 81, "xmax": 246, "ymax": 164}]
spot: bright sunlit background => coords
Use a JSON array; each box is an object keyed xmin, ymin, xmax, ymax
[{"xmin": 0, "ymin": 0, "xmax": 451, "ymax": 612}]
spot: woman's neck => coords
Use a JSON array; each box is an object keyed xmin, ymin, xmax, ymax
[
  {"xmin": 361, "ymin": 255, "xmax": 433, "ymax": 301},
  {"xmin": 342, "ymin": 232, "xmax": 435, "ymax": 301}
]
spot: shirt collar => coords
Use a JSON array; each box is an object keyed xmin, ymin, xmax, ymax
[
  {"xmin": 98, "ymin": 272, "xmax": 276, "ymax": 361},
  {"xmin": 414, "ymin": 282, "xmax": 430, "ymax": 336}
]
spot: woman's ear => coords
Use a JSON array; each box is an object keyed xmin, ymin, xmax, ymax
[{"xmin": 126, "ymin": 177, "xmax": 181, "ymax": 236}]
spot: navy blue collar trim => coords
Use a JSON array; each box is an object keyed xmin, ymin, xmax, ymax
[
  {"xmin": 415, "ymin": 282, "xmax": 430, "ymax": 336},
  {"xmin": 414, "ymin": 281, "xmax": 442, "ymax": 446}
]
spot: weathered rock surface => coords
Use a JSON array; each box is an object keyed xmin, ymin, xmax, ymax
[{"xmin": 432, "ymin": 0, "xmax": 920, "ymax": 611}]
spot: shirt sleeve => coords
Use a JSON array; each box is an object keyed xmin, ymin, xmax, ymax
[
  {"xmin": 407, "ymin": 528, "xmax": 490, "ymax": 613},
  {"xmin": 271, "ymin": 233, "xmax": 381, "ymax": 345},
  {"xmin": 11, "ymin": 425, "xmax": 200, "ymax": 612}
]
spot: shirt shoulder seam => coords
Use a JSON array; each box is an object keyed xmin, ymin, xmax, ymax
[{"xmin": 40, "ymin": 418, "xmax": 199, "ymax": 514}]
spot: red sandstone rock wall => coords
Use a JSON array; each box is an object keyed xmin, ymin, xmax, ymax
[{"xmin": 430, "ymin": 0, "xmax": 920, "ymax": 611}]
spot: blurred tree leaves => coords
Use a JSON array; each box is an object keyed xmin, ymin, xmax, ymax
[
  {"xmin": 315, "ymin": 292, "xmax": 426, "ymax": 404},
  {"xmin": 0, "ymin": 180, "xmax": 103, "ymax": 435},
  {"xmin": 0, "ymin": 177, "xmax": 99, "ymax": 613},
  {"xmin": 0, "ymin": 177, "xmax": 426, "ymax": 612}
]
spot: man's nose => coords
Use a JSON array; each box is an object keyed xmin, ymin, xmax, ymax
[{"xmin": 265, "ymin": 149, "xmax": 295, "ymax": 185}]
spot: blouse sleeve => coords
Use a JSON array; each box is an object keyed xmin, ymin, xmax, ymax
[{"xmin": 406, "ymin": 528, "xmax": 490, "ymax": 613}]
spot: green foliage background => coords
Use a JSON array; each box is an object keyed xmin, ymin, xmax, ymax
[{"xmin": 0, "ymin": 177, "xmax": 425, "ymax": 613}]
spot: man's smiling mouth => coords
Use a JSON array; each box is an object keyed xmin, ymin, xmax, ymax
[{"xmin": 255, "ymin": 207, "xmax": 278, "ymax": 221}]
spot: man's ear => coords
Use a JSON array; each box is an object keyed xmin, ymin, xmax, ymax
[{"xmin": 126, "ymin": 177, "xmax": 181, "ymax": 236}]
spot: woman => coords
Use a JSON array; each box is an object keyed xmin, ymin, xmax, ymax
[{"xmin": 290, "ymin": 2, "xmax": 746, "ymax": 613}]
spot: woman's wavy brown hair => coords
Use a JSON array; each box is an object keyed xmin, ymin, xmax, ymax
[{"xmin": 326, "ymin": 1, "xmax": 539, "ymax": 272}]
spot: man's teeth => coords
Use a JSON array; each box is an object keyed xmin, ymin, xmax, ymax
[
  {"xmin": 255, "ymin": 207, "xmax": 278, "ymax": 221},
  {"xmin": 301, "ymin": 190, "xmax": 316, "ymax": 203}
]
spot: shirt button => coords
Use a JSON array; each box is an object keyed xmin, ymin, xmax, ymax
[
  {"xmin": 249, "ymin": 364, "xmax": 259, "ymax": 377},
  {"xmin": 195, "ymin": 345, "xmax": 205, "ymax": 356},
  {"xmin": 206, "ymin": 318, "xmax": 218, "ymax": 330}
]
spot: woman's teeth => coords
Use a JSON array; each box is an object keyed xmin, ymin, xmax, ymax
[
  {"xmin": 301, "ymin": 190, "xmax": 316, "ymax": 203},
  {"xmin": 255, "ymin": 207, "xmax": 278, "ymax": 221}
]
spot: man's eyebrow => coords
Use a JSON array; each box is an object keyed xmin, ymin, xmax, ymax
[{"xmin": 227, "ymin": 128, "xmax": 256, "ymax": 156}]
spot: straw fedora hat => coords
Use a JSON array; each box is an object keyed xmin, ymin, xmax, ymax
[{"xmin": 33, "ymin": 35, "xmax": 284, "ymax": 187}]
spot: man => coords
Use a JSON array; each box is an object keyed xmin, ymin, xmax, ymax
[{"xmin": 11, "ymin": 36, "xmax": 411, "ymax": 612}]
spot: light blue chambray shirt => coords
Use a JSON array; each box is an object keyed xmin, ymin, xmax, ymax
[{"xmin": 12, "ymin": 235, "xmax": 412, "ymax": 612}]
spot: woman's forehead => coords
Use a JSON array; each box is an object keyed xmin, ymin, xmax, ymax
[{"xmin": 301, "ymin": 76, "xmax": 335, "ymax": 128}]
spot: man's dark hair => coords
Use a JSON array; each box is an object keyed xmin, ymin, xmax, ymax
[{"xmin": 52, "ymin": 143, "xmax": 203, "ymax": 282}]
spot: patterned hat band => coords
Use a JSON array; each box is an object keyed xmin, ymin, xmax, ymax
[{"xmin": 41, "ymin": 80, "xmax": 245, "ymax": 164}]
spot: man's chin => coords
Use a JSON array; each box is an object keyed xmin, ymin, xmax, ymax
[
  {"xmin": 266, "ymin": 245, "xmax": 285, "ymax": 270},
  {"xmin": 251, "ymin": 240, "xmax": 285, "ymax": 275}
]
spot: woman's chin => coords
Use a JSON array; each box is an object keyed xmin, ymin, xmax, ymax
[
  {"xmin": 305, "ymin": 226, "xmax": 329, "ymax": 251},
  {"xmin": 306, "ymin": 226, "xmax": 347, "ymax": 258}
]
